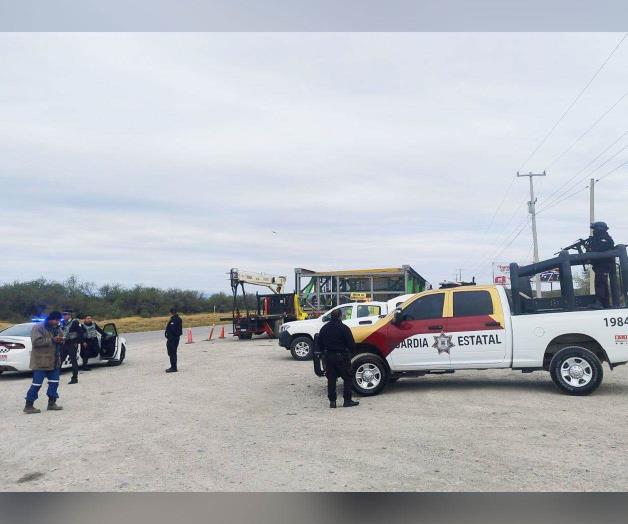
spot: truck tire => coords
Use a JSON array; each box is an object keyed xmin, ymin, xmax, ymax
[
  {"xmin": 351, "ymin": 353, "xmax": 388, "ymax": 396},
  {"xmin": 290, "ymin": 337, "xmax": 313, "ymax": 360},
  {"xmin": 549, "ymin": 346, "xmax": 603, "ymax": 396},
  {"xmin": 238, "ymin": 333, "xmax": 252, "ymax": 340}
]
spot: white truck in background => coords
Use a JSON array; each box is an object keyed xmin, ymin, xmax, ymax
[{"xmin": 279, "ymin": 295, "xmax": 414, "ymax": 360}]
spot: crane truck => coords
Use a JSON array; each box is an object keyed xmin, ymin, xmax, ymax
[{"xmin": 224, "ymin": 268, "xmax": 307, "ymax": 340}]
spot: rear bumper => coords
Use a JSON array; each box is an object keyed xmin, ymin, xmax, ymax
[{"xmin": 278, "ymin": 330, "xmax": 291, "ymax": 349}]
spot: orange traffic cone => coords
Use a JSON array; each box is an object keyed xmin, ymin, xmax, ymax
[
  {"xmin": 185, "ymin": 327, "xmax": 194, "ymax": 344},
  {"xmin": 219, "ymin": 325, "xmax": 225, "ymax": 339},
  {"xmin": 207, "ymin": 325, "xmax": 214, "ymax": 341}
]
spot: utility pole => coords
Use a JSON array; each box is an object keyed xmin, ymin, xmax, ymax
[
  {"xmin": 589, "ymin": 178, "xmax": 596, "ymax": 295},
  {"xmin": 517, "ymin": 171, "xmax": 547, "ymax": 298}
]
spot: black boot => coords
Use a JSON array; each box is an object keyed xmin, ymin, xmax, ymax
[
  {"xmin": 69, "ymin": 376, "xmax": 78, "ymax": 384},
  {"xmin": 165, "ymin": 368, "xmax": 177, "ymax": 373},
  {"xmin": 329, "ymin": 400, "xmax": 336, "ymax": 409},
  {"xmin": 47, "ymin": 398, "xmax": 63, "ymax": 411},
  {"xmin": 82, "ymin": 363, "xmax": 91, "ymax": 371},
  {"xmin": 343, "ymin": 399, "xmax": 359, "ymax": 408},
  {"xmin": 23, "ymin": 401, "xmax": 41, "ymax": 414}
]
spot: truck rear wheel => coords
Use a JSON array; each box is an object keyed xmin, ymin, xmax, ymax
[
  {"xmin": 290, "ymin": 337, "xmax": 313, "ymax": 360},
  {"xmin": 238, "ymin": 333, "xmax": 252, "ymax": 340},
  {"xmin": 351, "ymin": 353, "xmax": 388, "ymax": 396},
  {"xmin": 549, "ymin": 346, "xmax": 603, "ymax": 396}
]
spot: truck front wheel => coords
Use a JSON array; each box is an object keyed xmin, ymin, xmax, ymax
[
  {"xmin": 290, "ymin": 337, "xmax": 313, "ymax": 360},
  {"xmin": 549, "ymin": 346, "xmax": 603, "ymax": 396},
  {"xmin": 351, "ymin": 353, "xmax": 388, "ymax": 396}
]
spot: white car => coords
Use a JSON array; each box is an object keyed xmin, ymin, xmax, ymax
[
  {"xmin": 278, "ymin": 301, "xmax": 389, "ymax": 360},
  {"xmin": 0, "ymin": 321, "xmax": 127, "ymax": 374}
]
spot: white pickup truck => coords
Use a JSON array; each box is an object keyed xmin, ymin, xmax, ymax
[
  {"xmin": 278, "ymin": 301, "xmax": 389, "ymax": 360},
  {"xmin": 314, "ymin": 283, "xmax": 628, "ymax": 396}
]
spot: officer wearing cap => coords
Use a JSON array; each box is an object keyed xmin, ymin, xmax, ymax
[
  {"xmin": 587, "ymin": 222, "xmax": 615, "ymax": 308},
  {"xmin": 61, "ymin": 309, "xmax": 83, "ymax": 384},
  {"xmin": 317, "ymin": 308, "xmax": 359, "ymax": 409}
]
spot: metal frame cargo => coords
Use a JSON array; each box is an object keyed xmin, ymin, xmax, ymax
[{"xmin": 295, "ymin": 265, "xmax": 429, "ymax": 312}]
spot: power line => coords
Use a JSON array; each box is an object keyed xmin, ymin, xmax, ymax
[
  {"xmin": 544, "ymin": 87, "xmax": 628, "ymax": 170},
  {"xmin": 518, "ymin": 32, "xmax": 628, "ymax": 172},
  {"xmin": 537, "ymin": 159, "xmax": 628, "ymax": 215},
  {"xmin": 538, "ymin": 142, "xmax": 628, "ymax": 212},
  {"xmin": 597, "ymin": 158, "xmax": 628, "ymax": 182},
  {"xmin": 538, "ymin": 130, "xmax": 627, "ymax": 207}
]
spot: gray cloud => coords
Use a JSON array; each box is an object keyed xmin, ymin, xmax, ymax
[{"xmin": 1, "ymin": 33, "xmax": 627, "ymax": 292}]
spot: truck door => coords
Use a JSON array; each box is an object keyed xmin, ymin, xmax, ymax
[
  {"xmin": 387, "ymin": 291, "xmax": 450, "ymax": 369},
  {"xmin": 352, "ymin": 303, "xmax": 383, "ymax": 327},
  {"xmin": 447, "ymin": 288, "xmax": 507, "ymax": 367}
]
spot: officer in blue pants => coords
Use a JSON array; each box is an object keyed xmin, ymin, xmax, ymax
[{"xmin": 24, "ymin": 311, "xmax": 65, "ymax": 414}]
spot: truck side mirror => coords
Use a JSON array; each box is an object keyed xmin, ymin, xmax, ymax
[{"xmin": 393, "ymin": 307, "xmax": 403, "ymax": 324}]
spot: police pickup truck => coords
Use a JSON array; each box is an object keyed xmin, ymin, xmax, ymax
[{"xmin": 313, "ymin": 245, "xmax": 628, "ymax": 397}]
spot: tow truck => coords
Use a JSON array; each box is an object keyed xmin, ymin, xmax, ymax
[
  {"xmin": 224, "ymin": 269, "xmax": 308, "ymax": 340},
  {"xmin": 313, "ymin": 244, "xmax": 628, "ymax": 396}
]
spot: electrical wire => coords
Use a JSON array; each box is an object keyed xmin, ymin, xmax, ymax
[
  {"xmin": 518, "ymin": 32, "xmax": 628, "ymax": 173},
  {"xmin": 543, "ymin": 87, "xmax": 628, "ymax": 170},
  {"xmin": 538, "ymin": 130, "xmax": 627, "ymax": 206},
  {"xmin": 538, "ymin": 143, "xmax": 628, "ymax": 212}
]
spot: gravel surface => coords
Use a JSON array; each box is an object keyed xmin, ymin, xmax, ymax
[{"xmin": 2, "ymin": 326, "xmax": 628, "ymax": 491}]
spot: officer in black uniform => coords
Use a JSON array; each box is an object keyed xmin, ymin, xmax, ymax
[
  {"xmin": 60, "ymin": 309, "xmax": 83, "ymax": 384},
  {"xmin": 164, "ymin": 308, "xmax": 183, "ymax": 373},
  {"xmin": 587, "ymin": 221, "xmax": 615, "ymax": 308},
  {"xmin": 317, "ymin": 308, "xmax": 359, "ymax": 408}
]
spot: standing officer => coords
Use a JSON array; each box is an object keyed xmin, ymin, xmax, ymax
[
  {"xmin": 164, "ymin": 308, "xmax": 183, "ymax": 373},
  {"xmin": 587, "ymin": 221, "xmax": 615, "ymax": 308},
  {"xmin": 24, "ymin": 311, "xmax": 64, "ymax": 414},
  {"xmin": 61, "ymin": 309, "xmax": 83, "ymax": 384},
  {"xmin": 79, "ymin": 314, "xmax": 105, "ymax": 370},
  {"xmin": 318, "ymin": 308, "xmax": 359, "ymax": 408}
]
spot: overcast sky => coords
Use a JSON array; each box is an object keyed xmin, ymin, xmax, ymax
[{"xmin": 1, "ymin": 33, "xmax": 627, "ymax": 294}]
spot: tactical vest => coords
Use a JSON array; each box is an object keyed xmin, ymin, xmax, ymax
[
  {"xmin": 63, "ymin": 319, "xmax": 79, "ymax": 341},
  {"xmin": 83, "ymin": 323, "xmax": 98, "ymax": 339}
]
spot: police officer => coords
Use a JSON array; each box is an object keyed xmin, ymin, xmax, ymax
[
  {"xmin": 61, "ymin": 309, "xmax": 83, "ymax": 384},
  {"xmin": 318, "ymin": 308, "xmax": 359, "ymax": 408},
  {"xmin": 164, "ymin": 307, "xmax": 183, "ymax": 373},
  {"xmin": 79, "ymin": 314, "xmax": 105, "ymax": 371},
  {"xmin": 24, "ymin": 311, "xmax": 64, "ymax": 414},
  {"xmin": 587, "ymin": 221, "xmax": 615, "ymax": 308}
]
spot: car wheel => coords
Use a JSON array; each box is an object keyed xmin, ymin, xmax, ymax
[
  {"xmin": 290, "ymin": 337, "xmax": 313, "ymax": 360},
  {"xmin": 549, "ymin": 346, "xmax": 603, "ymax": 396},
  {"xmin": 352, "ymin": 353, "xmax": 388, "ymax": 396}
]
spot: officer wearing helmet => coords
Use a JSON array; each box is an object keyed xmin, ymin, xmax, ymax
[{"xmin": 587, "ymin": 222, "xmax": 615, "ymax": 308}]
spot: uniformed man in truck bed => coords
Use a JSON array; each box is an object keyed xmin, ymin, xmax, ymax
[
  {"xmin": 587, "ymin": 221, "xmax": 615, "ymax": 308},
  {"xmin": 317, "ymin": 308, "xmax": 359, "ymax": 409}
]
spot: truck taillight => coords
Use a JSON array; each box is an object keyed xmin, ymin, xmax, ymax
[{"xmin": 0, "ymin": 341, "xmax": 25, "ymax": 350}]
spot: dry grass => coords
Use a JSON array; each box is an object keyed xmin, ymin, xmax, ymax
[
  {"xmin": 0, "ymin": 313, "xmax": 232, "ymax": 334},
  {"xmin": 100, "ymin": 313, "xmax": 230, "ymax": 333}
]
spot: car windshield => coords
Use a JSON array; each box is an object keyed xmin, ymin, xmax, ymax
[{"xmin": 0, "ymin": 323, "xmax": 35, "ymax": 337}]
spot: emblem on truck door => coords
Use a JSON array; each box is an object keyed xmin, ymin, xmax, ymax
[{"xmin": 432, "ymin": 332, "xmax": 455, "ymax": 354}]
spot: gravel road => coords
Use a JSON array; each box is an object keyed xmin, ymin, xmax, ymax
[{"xmin": 2, "ymin": 326, "xmax": 628, "ymax": 491}]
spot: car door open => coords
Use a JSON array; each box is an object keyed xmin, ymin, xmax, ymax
[{"xmin": 101, "ymin": 323, "xmax": 119, "ymax": 359}]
